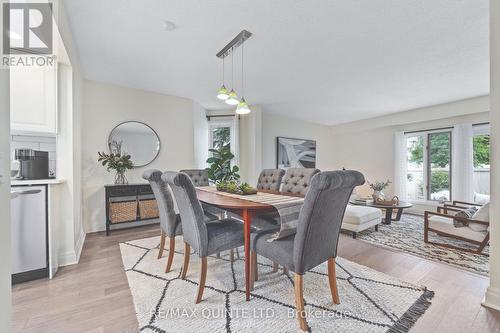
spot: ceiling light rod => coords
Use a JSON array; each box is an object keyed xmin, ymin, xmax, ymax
[{"xmin": 216, "ymin": 30, "xmax": 253, "ymax": 59}]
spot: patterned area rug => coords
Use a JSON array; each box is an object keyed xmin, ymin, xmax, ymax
[
  {"xmin": 120, "ymin": 236, "xmax": 434, "ymax": 332},
  {"xmin": 350, "ymin": 214, "xmax": 489, "ymax": 276}
]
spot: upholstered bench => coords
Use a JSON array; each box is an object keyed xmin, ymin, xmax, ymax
[{"xmin": 342, "ymin": 205, "xmax": 383, "ymax": 238}]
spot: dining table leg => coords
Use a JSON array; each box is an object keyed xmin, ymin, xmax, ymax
[{"xmin": 243, "ymin": 209, "xmax": 252, "ymax": 301}]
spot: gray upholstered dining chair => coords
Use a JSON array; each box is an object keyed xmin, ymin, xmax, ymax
[
  {"xmin": 250, "ymin": 170, "xmax": 365, "ymax": 331},
  {"xmin": 256, "ymin": 169, "xmax": 285, "ymax": 192},
  {"xmin": 143, "ymin": 169, "xmax": 224, "ymax": 271},
  {"xmin": 162, "ymin": 171, "xmax": 246, "ymax": 304},
  {"xmin": 142, "ymin": 170, "xmax": 182, "ymax": 273},
  {"xmin": 180, "ymin": 168, "xmax": 222, "ymax": 218},
  {"xmin": 281, "ymin": 168, "xmax": 321, "ymax": 195},
  {"xmin": 180, "ymin": 168, "xmax": 235, "ymax": 260},
  {"xmin": 179, "ymin": 169, "xmax": 210, "ymax": 186}
]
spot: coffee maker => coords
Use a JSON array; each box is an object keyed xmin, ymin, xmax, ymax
[{"xmin": 14, "ymin": 149, "xmax": 49, "ymax": 180}]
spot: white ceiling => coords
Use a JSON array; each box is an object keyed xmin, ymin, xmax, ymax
[{"xmin": 64, "ymin": 0, "xmax": 489, "ymax": 125}]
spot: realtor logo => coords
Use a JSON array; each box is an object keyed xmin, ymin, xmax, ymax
[{"xmin": 2, "ymin": 2, "xmax": 53, "ymax": 55}]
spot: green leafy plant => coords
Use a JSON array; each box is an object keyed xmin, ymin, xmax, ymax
[
  {"xmin": 206, "ymin": 145, "xmax": 240, "ymax": 183},
  {"xmin": 97, "ymin": 152, "xmax": 133, "ymax": 173},
  {"xmin": 239, "ymin": 182, "xmax": 256, "ymax": 195},
  {"xmin": 368, "ymin": 180, "xmax": 391, "ymax": 191},
  {"xmin": 97, "ymin": 147, "xmax": 133, "ymax": 184},
  {"xmin": 225, "ymin": 180, "xmax": 239, "ymax": 193},
  {"xmin": 216, "ymin": 180, "xmax": 227, "ymax": 191}
]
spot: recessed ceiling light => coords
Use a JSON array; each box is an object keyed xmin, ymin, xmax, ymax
[{"xmin": 163, "ymin": 21, "xmax": 176, "ymax": 31}]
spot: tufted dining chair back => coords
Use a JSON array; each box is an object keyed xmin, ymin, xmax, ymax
[
  {"xmin": 180, "ymin": 169, "xmax": 210, "ymax": 187},
  {"xmin": 281, "ymin": 168, "xmax": 320, "ymax": 195},
  {"xmin": 256, "ymin": 169, "xmax": 285, "ymax": 192}
]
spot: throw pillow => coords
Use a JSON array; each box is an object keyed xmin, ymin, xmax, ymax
[
  {"xmin": 453, "ymin": 207, "xmax": 477, "ymax": 227},
  {"xmin": 469, "ymin": 202, "xmax": 490, "ymax": 232}
]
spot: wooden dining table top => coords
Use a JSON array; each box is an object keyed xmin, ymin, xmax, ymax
[{"xmin": 195, "ymin": 187, "xmax": 305, "ymax": 211}]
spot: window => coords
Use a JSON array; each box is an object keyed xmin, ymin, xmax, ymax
[
  {"xmin": 208, "ymin": 116, "xmax": 239, "ymax": 167},
  {"xmin": 473, "ymin": 125, "xmax": 490, "ymax": 196},
  {"xmin": 406, "ymin": 131, "xmax": 451, "ymax": 201}
]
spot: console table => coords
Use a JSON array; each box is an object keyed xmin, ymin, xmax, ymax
[{"xmin": 105, "ymin": 183, "xmax": 160, "ymax": 235}]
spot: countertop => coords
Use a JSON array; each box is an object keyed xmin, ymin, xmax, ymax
[{"xmin": 11, "ymin": 178, "xmax": 66, "ymax": 186}]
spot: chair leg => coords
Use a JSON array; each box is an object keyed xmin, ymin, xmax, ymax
[
  {"xmin": 294, "ymin": 274, "xmax": 308, "ymax": 331},
  {"xmin": 181, "ymin": 242, "xmax": 190, "ymax": 279},
  {"xmin": 253, "ymin": 253, "xmax": 259, "ymax": 281},
  {"xmin": 327, "ymin": 258, "xmax": 340, "ymax": 304},
  {"xmin": 195, "ymin": 257, "xmax": 207, "ymax": 304},
  {"xmin": 158, "ymin": 231, "xmax": 166, "ymax": 259},
  {"xmin": 230, "ymin": 248, "xmax": 235, "ymax": 262},
  {"xmin": 165, "ymin": 236, "xmax": 175, "ymax": 273},
  {"xmin": 272, "ymin": 262, "xmax": 279, "ymax": 272}
]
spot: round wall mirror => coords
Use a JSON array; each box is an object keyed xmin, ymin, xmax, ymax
[{"xmin": 108, "ymin": 121, "xmax": 160, "ymax": 168}]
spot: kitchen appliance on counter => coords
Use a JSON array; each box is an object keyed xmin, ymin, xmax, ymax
[
  {"xmin": 15, "ymin": 149, "xmax": 49, "ymax": 180},
  {"xmin": 10, "ymin": 185, "xmax": 48, "ymax": 283}
]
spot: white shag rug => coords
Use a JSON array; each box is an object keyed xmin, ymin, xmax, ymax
[{"xmin": 120, "ymin": 236, "xmax": 434, "ymax": 333}]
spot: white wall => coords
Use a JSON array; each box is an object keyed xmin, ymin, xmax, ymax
[
  {"xmin": 193, "ymin": 102, "xmax": 209, "ymax": 169},
  {"xmin": 82, "ymin": 80, "xmax": 196, "ymax": 232},
  {"xmin": 483, "ymin": 0, "xmax": 500, "ymax": 311},
  {"xmin": 261, "ymin": 111, "xmax": 335, "ymax": 171},
  {"xmin": 239, "ymin": 106, "xmax": 263, "ymax": 184},
  {"xmin": 52, "ymin": 0, "xmax": 86, "ymax": 265},
  {"xmin": 330, "ymin": 96, "xmax": 489, "ymax": 199},
  {"xmin": 0, "ymin": 65, "xmax": 11, "ymax": 333}
]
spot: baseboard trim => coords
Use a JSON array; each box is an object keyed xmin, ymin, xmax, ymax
[
  {"xmin": 75, "ymin": 230, "xmax": 86, "ymax": 263},
  {"xmin": 482, "ymin": 286, "xmax": 500, "ymax": 311},
  {"xmin": 58, "ymin": 231, "xmax": 86, "ymax": 267}
]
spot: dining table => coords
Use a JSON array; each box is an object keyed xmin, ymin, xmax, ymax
[{"xmin": 195, "ymin": 187, "xmax": 304, "ymax": 301}]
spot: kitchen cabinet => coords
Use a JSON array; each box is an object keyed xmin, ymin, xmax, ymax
[{"xmin": 10, "ymin": 65, "xmax": 58, "ymax": 134}]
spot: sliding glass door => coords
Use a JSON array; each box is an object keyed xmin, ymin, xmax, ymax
[{"xmin": 428, "ymin": 132, "xmax": 451, "ymax": 201}]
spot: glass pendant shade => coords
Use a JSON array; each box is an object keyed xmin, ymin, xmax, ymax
[
  {"xmin": 225, "ymin": 89, "xmax": 239, "ymax": 105},
  {"xmin": 217, "ymin": 85, "xmax": 229, "ymax": 100},
  {"xmin": 235, "ymin": 97, "xmax": 250, "ymax": 114}
]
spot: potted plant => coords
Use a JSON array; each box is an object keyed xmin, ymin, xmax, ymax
[
  {"xmin": 97, "ymin": 143, "xmax": 134, "ymax": 184},
  {"xmin": 368, "ymin": 180, "xmax": 391, "ymax": 201},
  {"xmin": 206, "ymin": 145, "xmax": 240, "ymax": 184}
]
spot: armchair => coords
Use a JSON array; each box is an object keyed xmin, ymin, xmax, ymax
[{"xmin": 424, "ymin": 201, "xmax": 489, "ymax": 254}]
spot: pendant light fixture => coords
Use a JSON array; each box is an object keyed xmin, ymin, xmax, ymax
[
  {"xmin": 236, "ymin": 42, "xmax": 250, "ymax": 114},
  {"xmin": 216, "ymin": 57, "xmax": 229, "ymax": 100},
  {"xmin": 225, "ymin": 49, "xmax": 239, "ymax": 105}
]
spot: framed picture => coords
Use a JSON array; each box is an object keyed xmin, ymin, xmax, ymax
[{"xmin": 276, "ymin": 136, "xmax": 316, "ymax": 169}]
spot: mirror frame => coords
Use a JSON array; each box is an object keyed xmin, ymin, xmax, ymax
[{"xmin": 108, "ymin": 121, "xmax": 161, "ymax": 168}]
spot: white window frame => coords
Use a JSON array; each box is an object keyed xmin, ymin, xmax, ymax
[
  {"xmin": 472, "ymin": 124, "xmax": 490, "ymax": 195},
  {"xmin": 405, "ymin": 129, "xmax": 452, "ymax": 202},
  {"xmin": 208, "ymin": 116, "xmax": 239, "ymax": 167}
]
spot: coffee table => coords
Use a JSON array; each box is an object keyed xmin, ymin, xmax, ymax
[{"xmin": 349, "ymin": 200, "xmax": 413, "ymax": 225}]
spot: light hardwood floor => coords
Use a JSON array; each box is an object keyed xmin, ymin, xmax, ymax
[{"xmin": 12, "ymin": 225, "xmax": 500, "ymax": 332}]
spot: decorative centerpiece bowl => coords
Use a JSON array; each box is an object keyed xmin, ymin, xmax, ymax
[{"xmin": 216, "ymin": 181, "xmax": 257, "ymax": 195}]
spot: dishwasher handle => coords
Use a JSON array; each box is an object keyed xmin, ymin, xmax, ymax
[{"xmin": 11, "ymin": 189, "xmax": 42, "ymax": 197}]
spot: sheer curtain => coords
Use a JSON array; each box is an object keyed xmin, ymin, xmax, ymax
[
  {"xmin": 394, "ymin": 131, "xmax": 407, "ymax": 200},
  {"xmin": 452, "ymin": 123, "xmax": 474, "ymax": 202}
]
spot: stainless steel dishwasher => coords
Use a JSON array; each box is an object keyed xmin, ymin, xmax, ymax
[{"xmin": 10, "ymin": 185, "xmax": 49, "ymax": 283}]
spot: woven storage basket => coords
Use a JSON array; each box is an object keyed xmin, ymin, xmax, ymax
[
  {"xmin": 109, "ymin": 201, "xmax": 138, "ymax": 223},
  {"xmin": 139, "ymin": 199, "xmax": 159, "ymax": 219}
]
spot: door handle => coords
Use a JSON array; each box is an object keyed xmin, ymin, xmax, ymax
[{"xmin": 11, "ymin": 189, "xmax": 42, "ymax": 196}]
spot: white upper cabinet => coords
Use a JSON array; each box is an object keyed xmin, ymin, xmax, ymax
[{"xmin": 10, "ymin": 65, "xmax": 58, "ymax": 134}]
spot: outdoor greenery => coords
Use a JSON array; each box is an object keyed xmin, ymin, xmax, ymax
[
  {"xmin": 473, "ymin": 135, "xmax": 490, "ymax": 168},
  {"xmin": 409, "ymin": 133, "xmax": 490, "ymax": 168},
  {"xmin": 430, "ymin": 170, "xmax": 449, "ymax": 193},
  {"xmin": 212, "ymin": 127, "xmax": 231, "ymax": 150}
]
